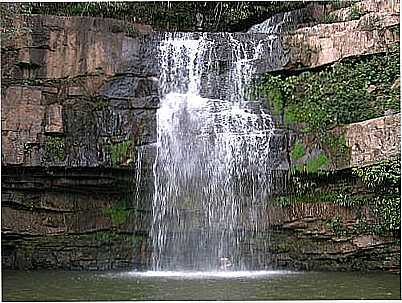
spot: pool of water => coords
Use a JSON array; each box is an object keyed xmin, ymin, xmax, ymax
[{"xmin": 2, "ymin": 270, "xmax": 400, "ymax": 301}]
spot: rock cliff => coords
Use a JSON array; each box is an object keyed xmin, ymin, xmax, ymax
[
  {"xmin": 1, "ymin": 0, "xmax": 400, "ymax": 271},
  {"xmin": 1, "ymin": 16, "xmax": 156, "ymax": 270}
]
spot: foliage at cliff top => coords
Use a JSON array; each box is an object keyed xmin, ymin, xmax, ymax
[
  {"xmin": 11, "ymin": 1, "xmax": 333, "ymax": 32},
  {"xmin": 262, "ymin": 47, "xmax": 400, "ymax": 134}
]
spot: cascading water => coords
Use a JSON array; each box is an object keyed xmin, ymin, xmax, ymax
[
  {"xmin": 150, "ymin": 32, "xmax": 279, "ymax": 271},
  {"xmin": 247, "ymin": 7, "xmax": 306, "ymax": 34}
]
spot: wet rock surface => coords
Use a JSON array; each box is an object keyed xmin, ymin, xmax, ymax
[
  {"xmin": 267, "ymin": 221, "xmax": 400, "ymax": 272},
  {"xmin": 1, "ymin": 14, "xmax": 159, "ymax": 169},
  {"xmin": 1, "ymin": 15, "xmax": 156, "ymax": 270},
  {"xmin": 1, "ymin": 167, "xmax": 151, "ymax": 270}
]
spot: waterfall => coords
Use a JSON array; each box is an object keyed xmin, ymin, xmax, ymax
[
  {"xmin": 150, "ymin": 32, "xmax": 278, "ymax": 271},
  {"xmin": 247, "ymin": 7, "xmax": 306, "ymax": 34}
]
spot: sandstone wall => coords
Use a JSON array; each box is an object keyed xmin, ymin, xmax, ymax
[
  {"xmin": 268, "ymin": 219, "xmax": 400, "ymax": 272},
  {"xmin": 266, "ymin": 1, "xmax": 400, "ymax": 272},
  {"xmin": 291, "ymin": 113, "xmax": 401, "ymax": 170},
  {"xmin": 248, "ymin": 204, "xmax": 399, "ymax": 272},
  {"xmin": 1, "ymin": 167, "xmax": 152, "ymax": 270},
  {"xmin": 345, "ymin": 114, "xmax": 400, "ymax": 168},
  {"xmin": 283, "ymin": 0, "xmax": 399, "ymax": 69},
  {"xmin": 1, "ymin": 15, "xmax": 156, "ymax": 270},
  {"xmin": 2, "ymin": 15, "xmax": 157, "ymax": 168}
]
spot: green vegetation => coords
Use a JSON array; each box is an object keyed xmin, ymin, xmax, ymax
[
  {"xmin": 321, "ymin": 132, "xmax": 350, "ymax": 165},
  {"xmin": 261, "ymin": 23, "xmax": 399, "ymax": 237},
  {"xmin": 305, "ymin": 153, "xmax": 329, "ymax": 173},
  {"xmin": 44, "ymin": 136, "xmax": 65, "ymax": 163},
  {"xmin": 352, "ymin": 159, "xmax": 400, "ymax": 235},
  {"xmin": 102, "ymin": 207, "xmax": 129, "ymax": 226},
  {"xmin": 290, "ymin": 140, "xmax": 305, "ymax": 161},
  {"xmin": 372, "ymin": 195, "xmax": 400, "ymax": 233},
  {"xmin": 262, "ymin": 49, "xmax": 398, "ymax": 171},
  {"xmin": 274, "ymin": 191, "xmax": 335, "ymax": 207},
  {"xmin": 265, "ymin": 87, "xmax": 283, "ymax": 116},
  {"xmin": 320, "ymin": 13, "xmax": 338, "ymax": 24},
  {"xmin": 276, "ymin": 159, "xmax": 400, "ymax": 236},
  {"xmin": 275, "ymin": 191, "xmax": 399, "ymax": 237},
  {"xmin": 349, "ymin": 3, "xmax": 364, "ymax": 20},
  {"xmin": 110, "ymin": 140, "xmax": 132, "ymax": 167},
  {"xmin": 273, "ymin": 188, "xmax": 366, "ymax": 207},
  {"xmin": 352, "ymin": 159, "xmax": 400, "ymax": 189},
  {"xmin": 102, "ymin": 196, "xmax": 137, "ymax": 226},
  {"xmin": 326, "ymin": 216, "xmax": 348, "ymax": 236},
  {"xmin": 17, "ymin": 2, "xmax": 315, "ymax": 32},
  {"xmin": 292, "ymin": 152, "xmax": 329, "ymax": 173},
  {"xmin": 262, "ymin": 49, "xmax": 400, "ymax": 133}
]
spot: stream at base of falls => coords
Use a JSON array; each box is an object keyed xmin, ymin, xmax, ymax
[{"xmin": 3, "ymin": 270, "xmax": 400, "ymax": 301}]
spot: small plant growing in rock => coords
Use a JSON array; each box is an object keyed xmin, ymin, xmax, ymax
[
  {"xmin": 306, "ymin": 153, "xmax": 329, "ymax": 173},
  {"xmin": 290, "ymin": 140, "xmax": 305, "ymax": 161},
  {"xmin": 326, "ymin": 216, "xmax": 348, "ymax": 236},
  {"xmin": 44, "ymin": 136, "xmax": 65, "ymax": 163},
  {"xmin": 321, "ymin": 13, "xmax": 338, "ymax": 24},
  {"xmin": 293, "ymin": 152, "xmax": 329, "ymax": 174},
  {"xmin": 110, "ymin": 140, "xmax": 133, "ymax": 167},
  {"xmin": 349, "ymin": 4, "xmax": 364, "ymax": 20},
  {"xmin": 103, "ymin": 207, "xmax": 129, "ymax": 226}
]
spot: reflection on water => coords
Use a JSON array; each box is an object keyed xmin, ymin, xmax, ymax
[
  {"xmin": 2, "ymin": 270, "xmax": 400, "ymax": 301},
  {"xmin": 113, "ymin": 270, "xmax": 294, "ymax": 279}
]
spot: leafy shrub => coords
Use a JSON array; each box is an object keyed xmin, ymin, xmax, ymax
[
  {"xmin": 352, "ymin": 159, "xmax": 401, "ymax": 189},
  {"xmin": 352, "ymin": 158, "xmax": 401, "ymax": 235},
  {"xmin": 373, "ymin": 195, "xmax": 401, "ymax": 233},
  {"xmin": 44, "ymin": 136, "xmax": 65, "ymax": 162},
  {"xmin": 110, "ymin": 140, "xmax": 132, "ymax": 167},
  {"xmin": 305, "ymin": 153, "xmax": 329, "ymax": 173}
]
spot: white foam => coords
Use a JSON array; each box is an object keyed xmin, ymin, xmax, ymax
[{"xmin": 122, "ymin": 270, "xmax": 295, "ymax": 279}]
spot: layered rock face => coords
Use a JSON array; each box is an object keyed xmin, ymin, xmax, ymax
[
  {"xmin": 345, "ymin": 114, "xmax": 400, "ymax": 168},
  {"xmin": 270, "ymin": 0, "xmax": 400, "ymax": 272},
  {"xmin": 290, "ymin": 114, "xmax": 401, "ymax": 171},
  {"xmin": 1, "ymin": 16, "xmax": 156, "ymax": 270},
  {"xmin": 2, "ymin": 15, "xmax": 157, "ymax": 167},
  {"xmin": 283, "ymin": 0, "xmax": 399, "ymax": 68},
  {"xmin": 261, "ymin": 204, "xmax": 399, "ymax": 272}
]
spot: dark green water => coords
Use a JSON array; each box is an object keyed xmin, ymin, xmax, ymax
[{"xmin": 2, "ymin": 270, "xmax": 400, "ymax": 301}]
